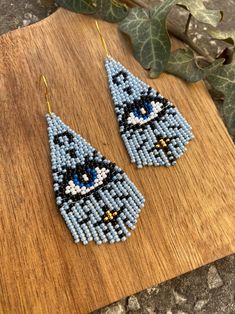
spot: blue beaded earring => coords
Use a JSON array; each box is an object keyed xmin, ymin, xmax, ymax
[
  {"xmin": 96, "ymin": 22, "xmax": 193, "ymax": 168},
  {"xmin": 41, "ymin": 76, "xmax": 144, "ymax": 245}
]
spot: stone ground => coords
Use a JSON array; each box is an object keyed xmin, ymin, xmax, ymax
[
  {"xmin": 0, "ymin": 1, "xmax": 234, "ymax": 313},
  {"xmin": 0, "ymin": 0, "xmax": 57, "ymax": 33},
  {"xmin": 92, "ymin": 255, "xmax": 235, "ymax": 314}
]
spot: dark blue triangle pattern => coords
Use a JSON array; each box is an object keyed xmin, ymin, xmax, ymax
[
  {"xmin": 105, "ymin": 57, "xmax": 193, "ymax": 168},
  {"xmin": 46, "ymin": 113, "xmax": 145, "ymax": 245}
]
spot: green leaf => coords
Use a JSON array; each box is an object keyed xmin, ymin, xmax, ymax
[
  {"xmin": 119, "ymin": 0, "xmax": 176, "ymax": 78},
  {"xmin": 98, "ymin": 0, "xmax": 129, "ymax": 22},
  {"xmin": 167, "ymin": 49, "xmax": 234, "ymax": 138},
  {"xmin": 177, "ymin": 0, "xmax": 222, "ymax": 27},
  {"xmin": 208, "ymin": 29, "xmax": 235, "ymax": 46},
  {"xmin": 166, "ymin": 48, "xmax": 224, "ymax": 82},
  {"xmin": 56, "ymin": 0, "xmax": 97, "ymax": 14},
  {"xmin": 207, "ymin": 63, "xmax": 235, "ymax": 138},
  {"xmin": 56, "ymin": 0, "xmax": 129, "ymax": 22}
]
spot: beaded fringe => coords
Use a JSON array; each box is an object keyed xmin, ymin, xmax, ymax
[
  {"xmin": 47, "ymin": 113, "xmax": 145, "ymax": 245},
  {"xmin": 105, "ymin": 57, "xmax": 193, "ymax": 168}
]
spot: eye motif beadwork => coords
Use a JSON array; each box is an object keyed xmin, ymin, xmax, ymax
[
  {"xmin": 47, "ymin": 113, "xmax": 145, "ymax": 245},
  {"xmin": 105, "ymin": 57, "xmax": 194, "ymax": 168}
]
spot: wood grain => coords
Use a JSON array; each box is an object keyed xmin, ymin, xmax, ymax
[{"xmin": 0, "ymin": 9, "xmax": 234, "ymax": 314}]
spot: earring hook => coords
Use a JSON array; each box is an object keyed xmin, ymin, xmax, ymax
[
  {"xmin": 95, "ymin": 21, "xmax": 111, "ymax": 57},
  {"xmin": 40, "ymin": 75, "xmax": 52, "ymax": 115}
]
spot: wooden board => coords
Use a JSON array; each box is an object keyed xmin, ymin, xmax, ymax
[{"xmin": 0, "ymin": 9, "xmax": 234, "ymax": 314}]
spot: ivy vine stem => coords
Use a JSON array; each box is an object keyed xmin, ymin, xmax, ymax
[
  {"xmin": 167, "ymin": 19, "xmax": 215, "ymax": 63},
  {"xmin": 123, "ymin": 0, "xmax": 215, "ymax": 63},
  {"xmin": 184, "ymin": 12, "xmax": 192, "ymax": 35}
]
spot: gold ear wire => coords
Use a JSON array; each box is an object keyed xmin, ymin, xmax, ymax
[
  {"xmin": 40, "ymin": 75, "xmax": 52, "ymax": 115},
  {"xmin": 95, "ymin": 20, "xmax": 111, "ymax": 57}
]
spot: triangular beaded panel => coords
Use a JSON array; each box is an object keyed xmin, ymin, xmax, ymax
[
  {"xmin": 46, "ymin": 113, "xmax": 145, "ymax": 245},
  {"xmin": 105, "ymin": 57, "xmax": 193, "ymax": 168}
]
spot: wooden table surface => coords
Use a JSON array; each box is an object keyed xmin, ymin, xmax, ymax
[{"xmin": 0, "ymin": 9, "xmax": 234, "ymax": 314}]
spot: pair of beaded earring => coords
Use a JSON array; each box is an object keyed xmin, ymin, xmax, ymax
[{"xmin": 44, "ymin": 22, "xmax": 193, "ymax": 246}]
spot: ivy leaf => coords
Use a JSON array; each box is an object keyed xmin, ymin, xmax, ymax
[
  {"xmin": 98, "ymin": 0, "xmax": 129, "ymax": 22},
  {"xmin": 119, "ymin": 0, "xmax": 176, "ymax": 78},
  {"xmin": 208, "ymin": 29, "xmax": 235, "ymax": 46},
  {"xmin": 177, "ymin": 0, "xmax": 222, "ymax": 27},
  {"xmin": 56, "ymin": 0, "xmax": 129, "ymax": 22},
  {"xmin": 207, "ymin": 63, "xmax": 235, "ymax": 138},
  {"xmin": 56, "ymin": 0, "xmax": 97, "ymax": 14},
  {"xmin": 166, "ymin": 48, "xmax": 224, "ymax": 82}
]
